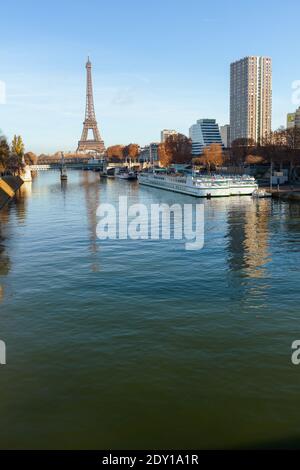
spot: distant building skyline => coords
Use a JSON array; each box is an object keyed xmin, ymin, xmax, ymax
[
  {"xmin": 160, "ymin": 129, "xmax": 178, "ymax": 143},
  {"xmin": 287, "ymin": 107, "xmax": 300, "ymax": 129},
  {"xmin": 287, "ymin": 112, "xmax": 296, "ymax": 129},
  {"xmin": 138, "ymin": 142, "xmax": 159, "ymax": 164},
  {"xmin": 220, "ymin": 124, "xmax": 231, "ymax": 148},
  {"xmin": 230, "ymin": 56, "xmax": 272, "ymax": 144},
  {"xmin": 189, "ymin": 119, "xmax": 223, "ymax": 155}
]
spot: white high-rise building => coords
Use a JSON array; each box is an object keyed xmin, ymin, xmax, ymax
[
  {"xmin": 189, "ymin": 119, "xmax": 223, "ymax": 155},
  {"xmin": 230, "ymin": 56, "xmax": 272, "ymax": 144},
  {"xmin": 161, "ymin": 129, "xmax": 178, "ymax": 143}
]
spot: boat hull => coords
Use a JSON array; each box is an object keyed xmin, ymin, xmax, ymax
[
  {"xmin": 117, "ymin": 174, "xmax": 137, "ymax": 181},
  {"xmin": 138, "ymin": 175, "xmax": 257, "ymax": 198},
  {"xmin": 229, "ymin": 186, "xmax": 258, "ymax": 196},
  {"xmin": 139, "ymin": 176, "xmax": 230, "ymax": 197}
]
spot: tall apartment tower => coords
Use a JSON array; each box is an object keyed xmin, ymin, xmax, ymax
[{"xmin": 230, "ymin": 56, "xmax": 272, "ymax": 145}]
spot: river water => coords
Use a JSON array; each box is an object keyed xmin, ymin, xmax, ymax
[{"xmin": 1, "ymin": 170, "xmax": 300, "ymax": 449}]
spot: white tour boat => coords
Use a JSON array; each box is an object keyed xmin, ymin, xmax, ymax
[
  {"xmin": 228, "ymin": 175, "xmax": 259, "ymax": 196},
  {"xmin": 138, "ymin": 172, "xmax": 258, "ymax": 198}
]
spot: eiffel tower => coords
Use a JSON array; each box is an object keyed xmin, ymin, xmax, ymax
[{"xmin": 77, "ymin": 58, "xmax": 106, "ymax": 154}]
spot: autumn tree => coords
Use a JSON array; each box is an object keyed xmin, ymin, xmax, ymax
[
  {"xmin": 245, "ymin": 154, "xmax": 264, "ymax": 165},
  {"xmin": 123, "ymin": 143, "xmax": 139, "ymax": 162},
  {"xmin": 284, "ymin": 127, "xmax": 300, "ymax": 179},
  {"xmin": 158, "ymin": 142, "xmax": 171, "ymax": 167},
  {"xmin": 106, "ymin": 145, "xmax": 124, "ymax": 162},
  {"xmin": 200, "ymin": 146, "xmax": 212, "ymax": 172},
  {"xmin": 260, "ymin": 129, "xmax": 286, "ymax": 165},
  {"xmin": 209, "ymin": 143, "xmax": 224, "ymax": 169},
  {"xmin": 230, "ymin": 138, "xmax": 256, "ymax": 168},
  {"xmin": 198, "ymin": 144, "xmax": 224, "ymax": 172},
  {"xmin": 24, "ymin": 152, "xmax": 37, "ymax": 165},
  {"xmin": 159, "ymin": 133, "xmax": 192, "ymax": 167},
  {"xmin": 250, "ymin": 128, "xmax": 300, "ymax": 180},
  {"xmin": 286, "ymin": 126, "xmax": 300, "ymax": 150}
]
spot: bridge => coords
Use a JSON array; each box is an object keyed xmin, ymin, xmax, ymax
[
  {"xmin": 30, "ymin": 161, "xmax": 126, "ymax": 171},
  {"xmin": 30, "ymin": 164, "xmax": 52, "ymax": 171},
  {"xmin": 30, "ymin": 161, "xmax": 106, "ymax": 171}
]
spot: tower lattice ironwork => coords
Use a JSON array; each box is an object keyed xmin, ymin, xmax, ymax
[{"xmin": 77, "ymin": 58, "xmax": 105, "ymax": 154}]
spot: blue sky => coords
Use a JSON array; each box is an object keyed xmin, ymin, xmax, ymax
[{"xmin": 0, "ymin": 0, "xmax": 299, "ymax": 154}]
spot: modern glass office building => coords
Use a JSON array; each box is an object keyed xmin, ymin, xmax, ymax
[{"xmin": 189, "ymin": 119, "xmax": 223, "ymax": 155}]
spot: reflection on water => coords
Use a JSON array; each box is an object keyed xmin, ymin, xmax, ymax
[
  {"xmin": 1, "ymin": 171, "xmax": 300, "ymax": 449},
  {"xmin": 0, "ymin": 173, "xmax": 294, "ymax": 307},
  {"xmin": 81, "ymin": 171, "xmax": 101, "ymax": 272},
  {"xmin": 243, "ymin": 200, "xmax": 271, "ymax": 278},
  {"xmin": 227, "ymin": 198, "xmax": 271, "ymax": 279},
  {"xmin": 60, "ymin": 179, "xmax": 67, "ymax": 191},
  {"xmin": 13, "ymin": 182, "xmax": 31, "ymax": 224},
  {"xmin": 19, "ymin": 181, "xmax": 32, "ymax": 198},
  {"xmin": 0, "ymin": 202, "xmax": 12, "ymax": 301}
]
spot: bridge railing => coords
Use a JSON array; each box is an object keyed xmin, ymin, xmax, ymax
[
  {"xmin": 30, "ymin": 165, "xmax": 51, "ymax": 170},
  {"xmin": 30, "ymin": 161, "xmax": 106, "ymax": 170}
]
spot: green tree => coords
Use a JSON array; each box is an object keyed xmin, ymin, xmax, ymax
[
  {"xmin": 0, "ymin": 135, "xmax": 10, "ymax": 173},
  {"xmin": 11, "ymin": 135, "xmax": 25, "ymax": 157},
  {"xmin": 10, "ymin": 135, "xmax": 25, "ymax": 174}
]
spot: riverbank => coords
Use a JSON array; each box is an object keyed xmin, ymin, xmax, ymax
[
  {"xmin": 0, "ymin": 176, "xmax": 24, "ymax": 210},
  {"xmin": 272, "ymin": 191, "xmax": 300, "ymax": 201},
  {"xmin": 260, "ymin": 183, "xmax": 300, "ymax": 201}
]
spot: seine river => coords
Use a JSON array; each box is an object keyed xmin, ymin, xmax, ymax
[{"xmin": 1, "ymin": 170, "xmax": 300, "ymax": 449}]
